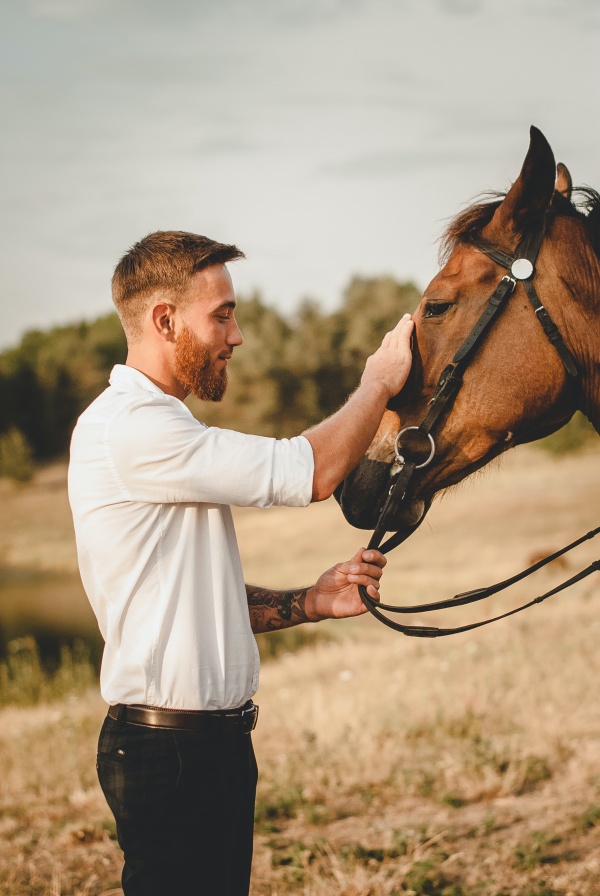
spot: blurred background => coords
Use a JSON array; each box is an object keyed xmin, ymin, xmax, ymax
[
  {"xmin": 3, "ymin": 6, "xmax": 600, "ymax": 892},
  {"xmin": 0, "ymin": 0, "xmax": 599, "ymax": 660}
]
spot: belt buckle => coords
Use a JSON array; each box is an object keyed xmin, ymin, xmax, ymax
[{"xmin": 242, "ymin": 702, "xmax": 259, "ymax": 732}]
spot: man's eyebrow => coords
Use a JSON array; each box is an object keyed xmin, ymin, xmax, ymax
[{"xmin": 215, "ymin": 300, "xmax": 237, "ymax": 309}]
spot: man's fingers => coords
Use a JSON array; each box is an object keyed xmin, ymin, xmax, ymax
[
  {"xmin": 386, "ymin": 314, "xmax": 414, "ymax": 344},
  {"xmin": 349, "ymin": 547, "xmax": 387, "ymax": 565},
  {"xmin": 375, "ymin": 315, "xmax": 413, "ymax": 355},
  {"xmin": 346, "ymin": 555, "xmax": 385, "ymax": 593},
  {"xmin": 344, "ymin": 548, "xmax": 387, "ymax": 589},
  {"xmin": 366, "ymin": 583, "xmax": 380, "ymax": 601},
  {"xmin": 347, "ymin": 563, "xmax": 383, "ymax": 581},
  {"xmin": 348, "ymin": 574, "xmax": 381, "ymax": 590},
  {"xmin": 362, "ymin": 549, "xmax": 386, "ymax": 568}
]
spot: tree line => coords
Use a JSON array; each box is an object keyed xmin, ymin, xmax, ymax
[{"xmin": 0, "ymin": 276, "xmax": 420, "ymax": 479}]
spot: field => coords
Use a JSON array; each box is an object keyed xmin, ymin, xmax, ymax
[{"xmin": 2, "ymin": 443, "xmax": 600, "ymax": 895}]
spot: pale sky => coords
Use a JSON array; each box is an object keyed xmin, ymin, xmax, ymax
[{"xmin": 2, "ymin": 0, "xmax": 599, "ymax": 348}]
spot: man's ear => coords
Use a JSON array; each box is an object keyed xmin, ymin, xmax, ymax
[{"xmin": 152, "ymin": 302, "xmax": 175, "ymax": 339}]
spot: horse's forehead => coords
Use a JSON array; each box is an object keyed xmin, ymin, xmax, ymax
[
  {"xmin": 440, "ymin": 244, "xmax": 489, "ymax": 279},
  {"xmin": 425, "ymin": 246, "xmax": 492, "ymax": 295}
]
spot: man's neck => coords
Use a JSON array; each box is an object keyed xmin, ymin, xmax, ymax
[{"xmin": 125, "ymin": 351, "xmax": 187, "ymax": 402}]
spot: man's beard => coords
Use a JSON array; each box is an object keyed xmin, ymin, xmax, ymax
[{"xmin": 174, "ymin": 324, "xmax": 228, "ymax": 402}]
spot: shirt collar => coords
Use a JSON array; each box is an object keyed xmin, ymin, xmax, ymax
[
  {"xmin": 108, "ymin": 365, "xmax": 198, "ymax": 420},
  {"xmin": 109, "ymin": 364, "xmax": 172, "ymax": 398}
]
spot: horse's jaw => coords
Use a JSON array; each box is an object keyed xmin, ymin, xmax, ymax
[{"xmin": 334, "ymin": 458, "xmax": 429, "ymax": 533}]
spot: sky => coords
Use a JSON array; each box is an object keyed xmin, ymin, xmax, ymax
[{"xmin": 1, "ymin": 0, "xmax": 599, "ymax": 349}]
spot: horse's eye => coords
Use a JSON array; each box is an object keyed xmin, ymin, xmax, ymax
[{"xmin": 422, "ymin": 302, "xmax": 453, "ymax": 319}]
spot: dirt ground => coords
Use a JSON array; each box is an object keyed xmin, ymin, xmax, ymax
[{"xmin": 1, "ymin": 443, "xmax": 600, "ymax": 894}]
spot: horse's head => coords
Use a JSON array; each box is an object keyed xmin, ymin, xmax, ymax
[{"xmin": 336, "ymin": 126, "xmax": 600, "ymax": 538}]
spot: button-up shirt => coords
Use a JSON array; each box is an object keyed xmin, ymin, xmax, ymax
[{"xmin": 68, "ymin": 365, "xmax": 314, "ymax": 710}]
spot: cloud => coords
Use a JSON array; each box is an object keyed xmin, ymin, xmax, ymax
[
  {"xmin": 321, "ymin": 146, "xmax": 473, "ymax": 178},
  {"xmin": 25, "ymin": 0, "xmax": 112, "ymax": 21},
  {"xmin": 436, "ymin": 0, "xmax": 482, "ymax": 14},
  {"xmin": 192, "ymin": 136, "xmax": 261, "ymax": 157}
]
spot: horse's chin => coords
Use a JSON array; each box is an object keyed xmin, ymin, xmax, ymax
[
  {"xmin": 387, "ymin": 498, "xmax": 429, "ymax": 532},
  {"xmin": 338, "ymin": 493, "xmax": 428, "ymax": 534},
  {"xmin": 334, "ymin": 464, "xmax": 429, "ymax": 533}
]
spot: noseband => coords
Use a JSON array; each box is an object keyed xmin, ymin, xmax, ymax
[{"xmin": 358, "ymin": 222, "xmax": 597, "ymax": 637}]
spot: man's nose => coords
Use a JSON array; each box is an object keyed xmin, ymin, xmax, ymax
[{"xmin": 228, "ymin": 319, "xmax": 243, "ymax": 346}]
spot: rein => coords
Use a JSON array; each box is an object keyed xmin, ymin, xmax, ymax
[{"xmin": 358, "ymin": 223, "xmax": 592, "ymax": 638}]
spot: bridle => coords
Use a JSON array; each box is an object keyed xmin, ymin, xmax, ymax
[{"xmin": 358, "ymin": 219, "xmax": 600, "ymax": 637}]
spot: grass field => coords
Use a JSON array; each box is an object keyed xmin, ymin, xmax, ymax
[{"xmin": 2, "ymin": 443, "xmax": 600, "ymax": 895}]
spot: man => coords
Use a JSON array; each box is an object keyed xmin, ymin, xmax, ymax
[{"xmin": 68, "ymin": 231, "xmax": 414, "ymax": 896}]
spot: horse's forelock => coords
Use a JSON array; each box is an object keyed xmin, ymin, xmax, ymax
[
  {"xmin": 439, "ymin": 193, "xmax": 504, "ymax": 263},
  {"xmin": 573, "ymin": 187, "xmax": 600, "ymax": 216},
  {"xmin": 440, "ymin": 187, "xmax": 600, "ymax": 264},
  {"xmin": 576, "ymin": 188, "xmax": 600, "ymax": 259}
]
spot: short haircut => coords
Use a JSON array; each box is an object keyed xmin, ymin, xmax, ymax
[{"xmin": 111, "ymin": 231, "xmax": 245, "ymax": 341}]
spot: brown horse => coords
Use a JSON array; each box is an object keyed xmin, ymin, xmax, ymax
[{"xmin": 336, "ymin": 127, "xmax": 600, "ymax": 542}]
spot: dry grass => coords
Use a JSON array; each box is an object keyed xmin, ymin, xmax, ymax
[
  {"xmin": 2, "ymin": 444, "xmax": 600, "ymax": 894},
  {"xmin": 0, "ymin": 464, "xmax": 78, "ymax": 573},
  {"xmin": 251, "ymin": 600, "xmax": 600, "ymax": 894}
]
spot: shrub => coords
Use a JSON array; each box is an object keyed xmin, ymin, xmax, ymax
[
  {"xmin": 0, "ymin": 427, "xmax": 35, "ymax": 482},
  {"xmin": 538, "ymin": 412, "xmax": 596, "ymax": 455},
  {"xmin": 0, "ymin": 636, "xmax": 97, "ymax": 707}
]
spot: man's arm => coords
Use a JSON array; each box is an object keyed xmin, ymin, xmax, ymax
[
  {"xmin": 246, "ymin": 585, "xmax": 312, "ymax": 633},
  {"xmin": 246, "ymin": 547, "xmax": 386, "ymax": 634},
  {"xmin": 303, "ymin": 314, "xmax": 414, "ymax": 501}
]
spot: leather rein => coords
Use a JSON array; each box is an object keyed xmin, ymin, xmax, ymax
[{"xmin": 358, "ymin": 222, "xmax": 600, "ymax": 637}]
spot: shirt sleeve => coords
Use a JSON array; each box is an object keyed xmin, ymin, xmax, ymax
[{"xmin": 105, "ymin": 396, "xmax": 315, "ymax": 508}]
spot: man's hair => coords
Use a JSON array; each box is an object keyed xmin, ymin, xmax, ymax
[{"xmin": 112, "ymin": 231, "xmax": 245, "ymax": 341}]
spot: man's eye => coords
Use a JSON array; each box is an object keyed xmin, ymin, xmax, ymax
[{"xmin": 422, "ymin": 302, "xmax": 453, "ymax": 319}]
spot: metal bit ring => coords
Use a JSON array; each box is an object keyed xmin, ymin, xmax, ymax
[{"xmin": 394, "ymin": 426, "xmax": 436, "ymax": 470}]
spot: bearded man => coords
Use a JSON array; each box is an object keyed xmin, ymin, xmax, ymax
[{"xmin": 68, "ymin": 231, "xmax": 414, "ymax": 896}]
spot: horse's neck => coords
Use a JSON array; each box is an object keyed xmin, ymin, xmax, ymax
[
  {"xmin": 582, "ymin": 362, "xmax": 600, "ymax": 434},
  {"xmin": 574, "ymin": 274, "xmax": 600, "ymax": 433}
]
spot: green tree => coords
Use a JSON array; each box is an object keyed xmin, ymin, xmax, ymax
[{"xmin": 0, "ymin": 275, "xmax": 423, "ymax": 458}]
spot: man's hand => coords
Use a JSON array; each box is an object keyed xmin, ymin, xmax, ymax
[
  {"xmin": 304, "ymin": 547, "xmax": 386, "ymax": 621},
  {"xmin": 361, "ymin": 313, "xmax": 414, "ymax": 400},
  {"xmin": 303, "ymin": 314, "xmax": 413, "ymax": 501}
]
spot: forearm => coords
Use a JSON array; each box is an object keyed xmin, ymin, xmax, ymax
[
  {"xmin": 302, "ymin": 380, "xmax": 390, "ymax": 501},
  {"xmin": 247, "ymin": 548, "xmax": 386, "ymax": 632},
  {"xmin": 246, "ymin": 584, "xmax": 319, "ymax": 633}
]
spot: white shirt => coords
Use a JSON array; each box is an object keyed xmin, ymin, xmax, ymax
[{"xmin": 68, "ymin": 364, "xmax": 314, "ymax": 710}]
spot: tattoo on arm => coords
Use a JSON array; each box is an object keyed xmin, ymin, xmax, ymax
[{"xmin": 246, "ymin": 585, "xmax": 312, "ymax": 633}]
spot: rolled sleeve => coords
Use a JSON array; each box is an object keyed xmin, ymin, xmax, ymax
[{"xmin": 107, "ymin": 399, "xmax": 314, "ymax": 508}]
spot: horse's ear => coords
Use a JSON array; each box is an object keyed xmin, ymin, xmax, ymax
[
  {"xmin": 555, "ymin": 162, "xmax": 573, "ymax": 200},
  {"xmin": 482, "ymin": 126, "xmax": 556, "ymax": 247}
]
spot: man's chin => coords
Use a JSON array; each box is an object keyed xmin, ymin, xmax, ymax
[
  {"xmin": 192, "ymin": 371, "xmax": 227, "ymax": 402},
  {"xmin": 174, "ymin": 327, "xmax": 229, "ymax": 401}
]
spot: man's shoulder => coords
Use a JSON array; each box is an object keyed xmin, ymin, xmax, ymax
[{"xmin": 78, "ymin": 380, "xmax": 193, "ymax": 426}]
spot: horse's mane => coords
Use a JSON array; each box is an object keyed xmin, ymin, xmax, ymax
[{"xmin": 441, "ymin": 186, "xmax": 600, "ymax": 263}]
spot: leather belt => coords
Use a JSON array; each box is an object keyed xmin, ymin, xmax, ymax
[{"xmin": 107, "ymin": 700, "xmax": 258, "ymax": 734}]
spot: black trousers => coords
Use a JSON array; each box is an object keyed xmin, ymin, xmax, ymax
[{"xmin": 97, "ymin": 714, "xmax": 258, "ymax": 896}]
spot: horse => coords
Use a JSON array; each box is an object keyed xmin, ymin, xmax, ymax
[{"xmin": 335, "ymin": 127, "xmax": 600, "ymax": 555}]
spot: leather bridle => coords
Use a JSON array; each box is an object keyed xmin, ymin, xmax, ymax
[{"xmin": 358, "ymin": 221, "xmax": 600, "ymax": 637}]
